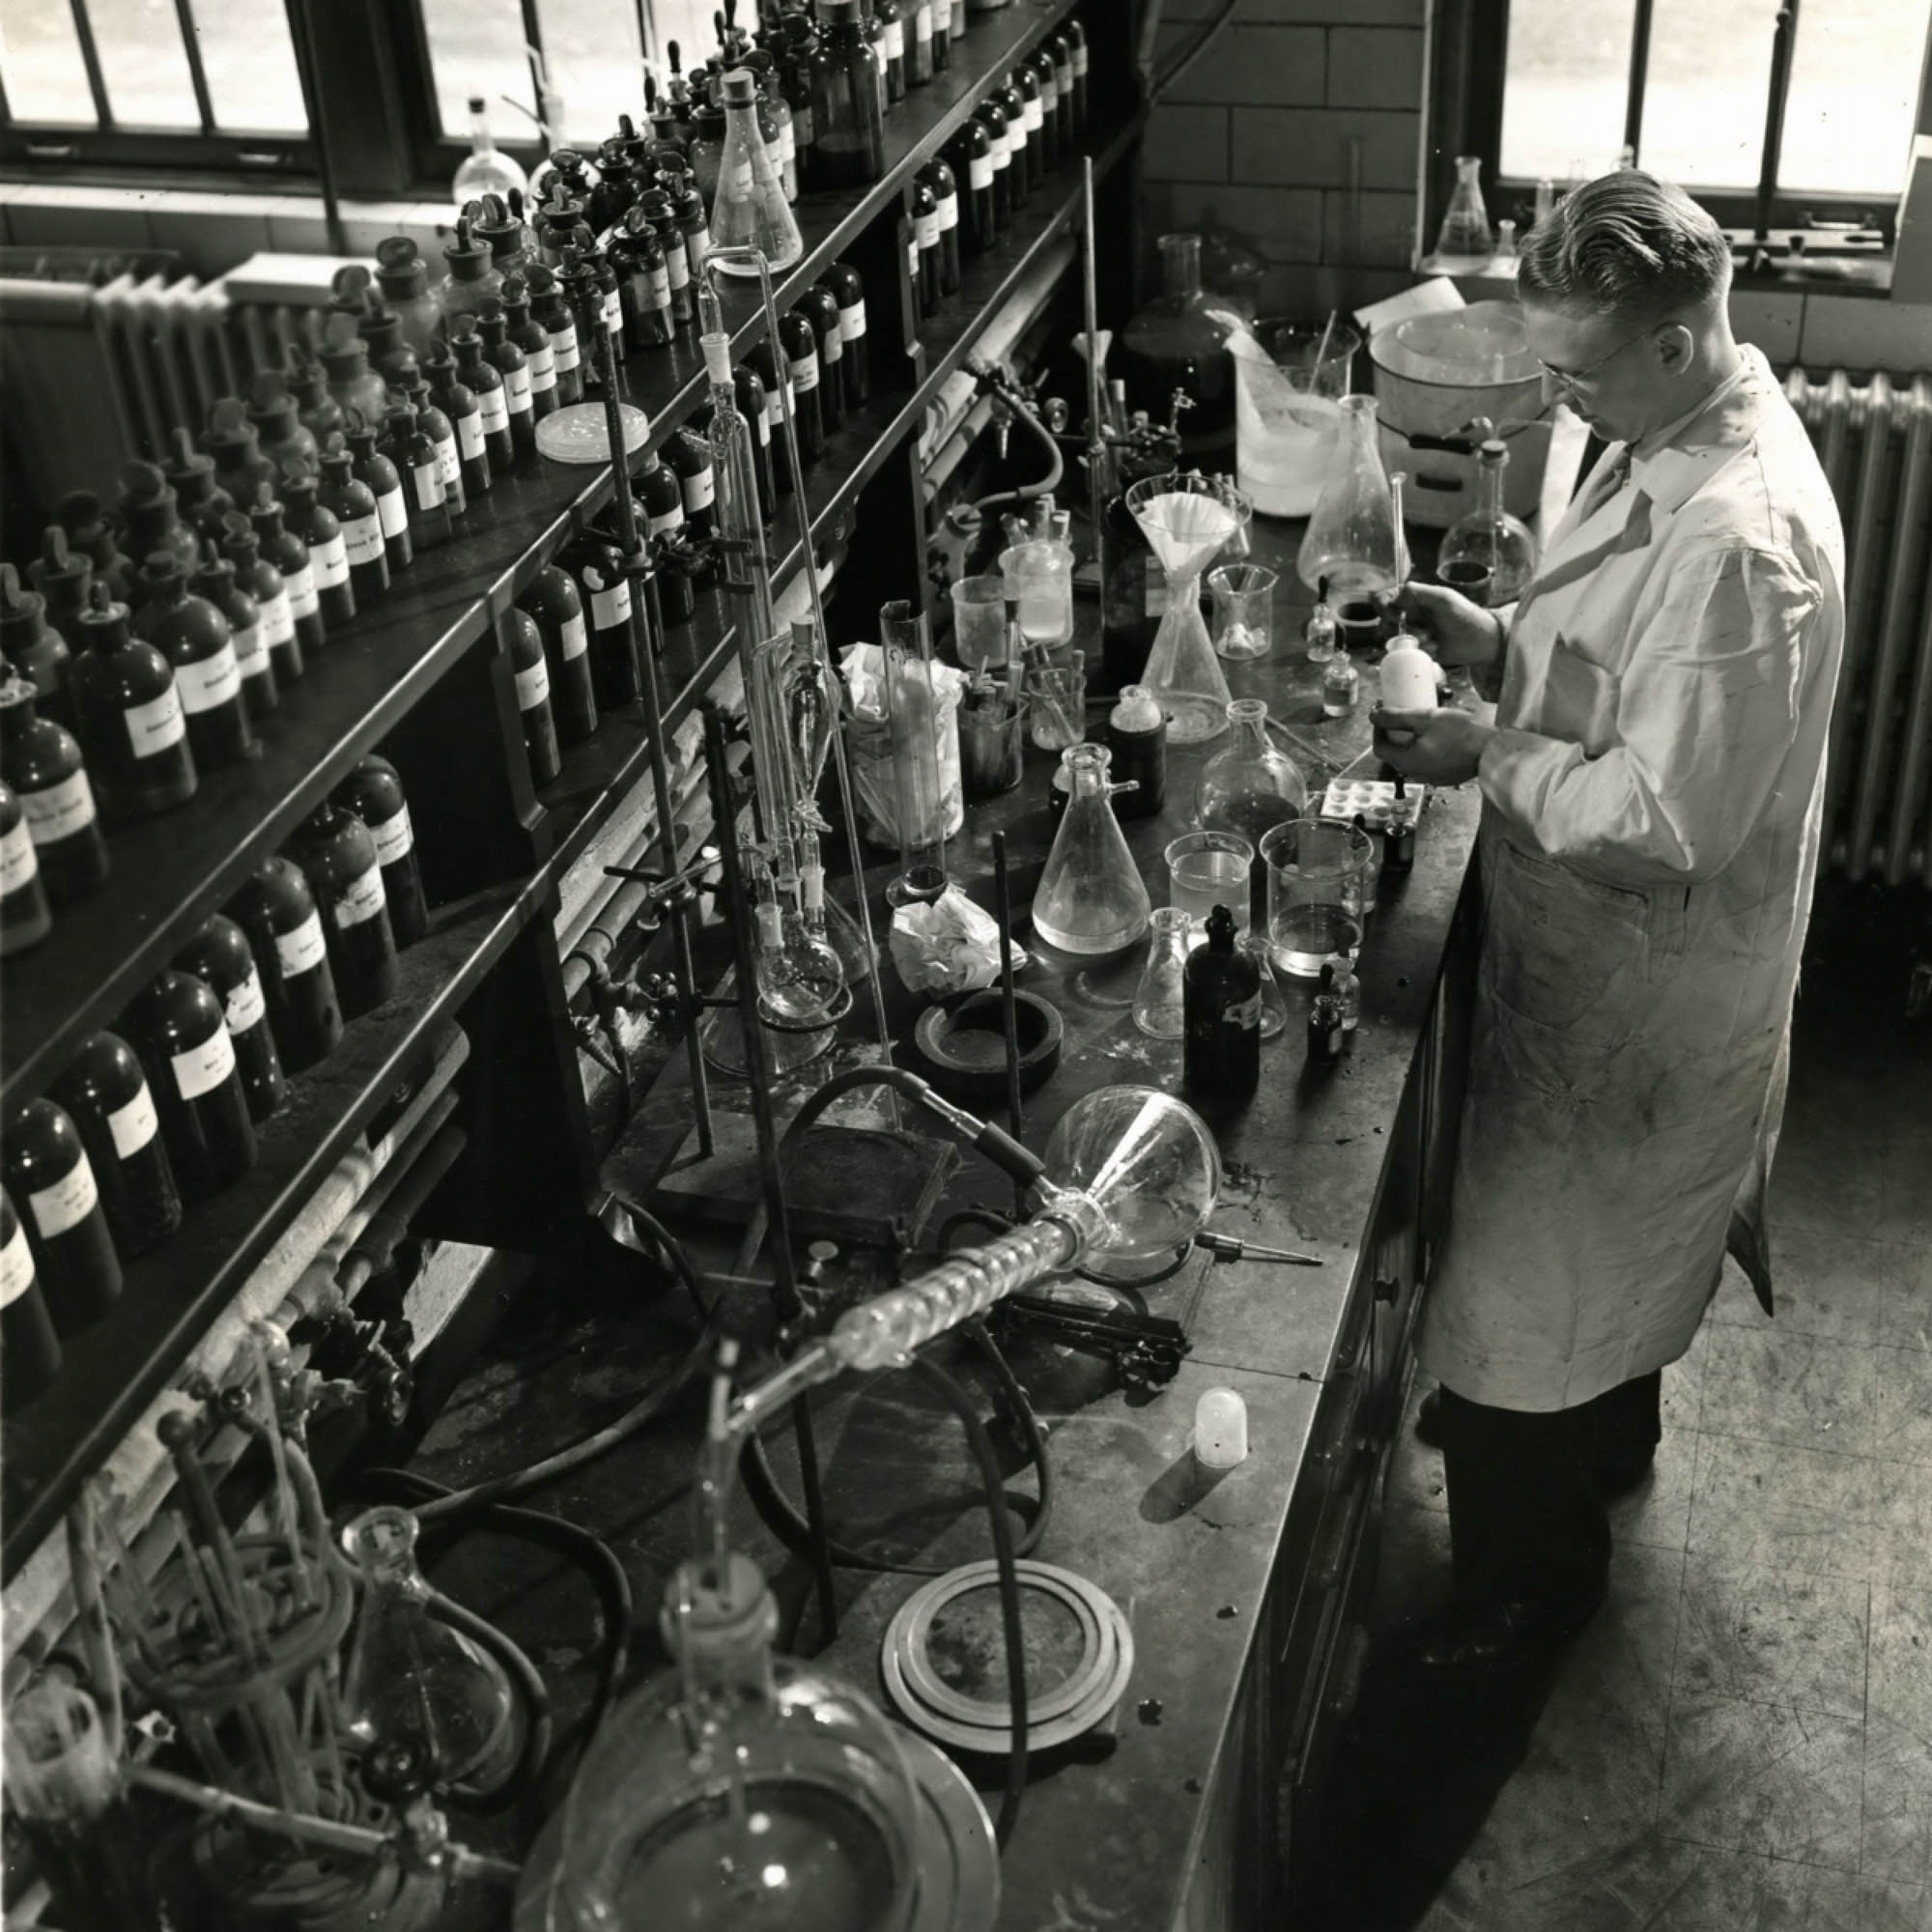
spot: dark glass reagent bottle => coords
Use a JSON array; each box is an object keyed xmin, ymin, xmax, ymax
[
  {"xmin": 50, "ymin": 1032, "xmax": 183, "ymax": 1258},
  {"xmin": 227, "ymin": 856, "xmax": 344, "ymax": 1073},
  {"xmin": 1183, "ymin": 902, "xmax": 1261, "ymax": 1098},
  {"xmin": 172, "ymin": 917, "xmax": 287, "ymax": 1125},
  {"xmin": 1, "ymin": 1096, "xmax": 122, "ymax": 1329},
  {"xmin": 124, "ymin": 969, "xmax": 258, "ymax": 1202},
  {"xmin": 70, "ymin": 583, "xmax": 198, "ymax": 823},
  {"xmin": 333, "ymin": 754, "xmax": 429, "ymax": 948}
]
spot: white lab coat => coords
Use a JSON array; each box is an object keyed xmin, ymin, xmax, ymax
[{"xmin": 1415, "ymin": 347, "xmax": 1846, "ymax": 1410}]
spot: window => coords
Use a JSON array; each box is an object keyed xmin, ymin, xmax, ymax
[{"xmin": 1435, "ymin": 0, "xmax": 1932, "ymax": 254}]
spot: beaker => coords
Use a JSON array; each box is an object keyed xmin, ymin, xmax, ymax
[
  {"xmin": 1434, "ymin": 156, "xmax": 1493, "ymax": 265},
  {"xmin": 1027, "ymin": 648, "xmax": 1086, "ymax": 751},
  {"xmin": 957, "ymin": 695, "xmax": 1025, "ymax": 797},
  {"xmin": 1165, "ymin": 828, "xmax": 1253, "ymax": 941},
  {"xmin": 1032, "ymin": 743, "xmax": 1151, "ymax": 955},
  {"xmin": 1260, "ymin": 817, "xmax": 1373, "ymax": 978},
  {"xmin": 997, "ymin": 539, "xmax": 1073, "ymax": 653},
  {"xmin": 1296, "ymin": 395, "xmax": 1401, "ymax": 598},
  {"xmin": 949, "ymin": 571, "xmax": 1009, "ymax": 669},
  {"xmin": 1208, "ymin": 562, "xmax": 1276, "ymax": 660},
  {"xmin": 881, "ymin": 600, "xmax": 953, "ymax": 907},
  {"xmin": 708, "ymin": 71, "xmax": 804, "ymax": 276},
  {"xmin": 1132, "ymin": 906, "xmax": 1192, "ymax": 1038},
  {"xmin": 1124, "ymin": 469, "xmax": 1245, "ymax": 745},
  {"xmin": 1234, "ymin": 320, "xmax": 1359, "ymax": 519}
]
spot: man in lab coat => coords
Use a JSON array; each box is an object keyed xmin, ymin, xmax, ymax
[{"xmin": 1375, "ymin": 171, "xmax": 1845, "ymax": 1674}]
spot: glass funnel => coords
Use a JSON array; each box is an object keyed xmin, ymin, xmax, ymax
[
  {"xmin": 1040, "ymin": 1085, "xmax": 1224, "ymax": 1264},
  {"xmin": 1032, "ymin": 744, "xmax": 1151, "ymax": 956},
  {"xmin": 338, "ymin": 1506, "xmax": 523, "ymax": 1798},
  {"xmin": 1123, "ymin": 470, "xmax": 1246, "ymax": 745},
  {"xmin": 1296, "ymin": 395, "xmax": 1401, "ymax": 597},
  {"xmin": 549, "ymin": 1554, "xmax": 922, "ymax": 1932}
]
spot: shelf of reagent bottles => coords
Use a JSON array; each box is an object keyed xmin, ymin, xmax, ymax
[{"xmin": 0, "ymin": 880, "xmax": 534, "ymax": 1581}]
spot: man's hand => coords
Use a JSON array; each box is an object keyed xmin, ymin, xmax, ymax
[
  {"xmin": 1392, "ymin": 582, "xmax": 1504, "ymax": 670},
  {"xmin": 1372, "ymin": 705, "xmax": 1493, "ymax": 785}
]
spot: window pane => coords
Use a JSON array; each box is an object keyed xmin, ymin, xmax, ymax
[
  {"xmin": 420, "ymin": 0, "xmax": 530, "ymax": 146},
  {"xmin": 1499, "ymin": 0, "xmax": 1638, "ymax": 184},
  {"xmin": 539, "ymin": 0, "xmax": 644, "ymax": 146},
  {"xmin": 1779, "ymin": 0, "xmax": 1923, "ymax": 197},
  {"xmin": 1641, "ymin": 0, "xmax": 1781, "ymax": 191},
  {"xmin": 195, "ymin": 0, "xmax": 305, "ymax": 133},
  {"xmin": 89, "ymin": 0, "xmax": 199, "ymax": 128},
  {"xmin": 639, "ymin": 0, "xmax": 718, "ymax": 71},
  {"xmin": 0, "ymin": 0, "xmax": 97, "ymax": 124}
]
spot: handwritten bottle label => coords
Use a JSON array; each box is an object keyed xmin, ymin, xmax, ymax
[
  {"xmin": 515, "ymin": 655, "xmax": 552, "ymax": 711},
  {"xmin": 647, "ymin": 502, "xmax": 685, "ymax": 538},
  {"xmin": 369, "ymin": 804, "xmax": 413, "ymax": 867},
  {"xmin": 125, "ymin": 683, "xmax": 187, "ymax": 757},
  {"xmin": 589, "ymin": 581, "xmax": 633, "ymax": 631},
  {"xmin": 232, "ymin": 621, "xmax": 267, "ymax": 678},
  {"xmin": 526, "ymin": 339, "xmax": 556, "ymax": 391},
  {"xmin": 936, "ymin": 190, "xmax": 959, "ymax": 231},
  {"xmin": 1, "ymin": 818, "xmax": 39, "ymax": 893},
  {"xmin": 310, "ymin": 531, "xmax": 350, "ymax": 588},
  {"xmin": 412, "ymin": 460, "xmax": 445, "ymax": 508},
  {"xmin": 681, "ymin": 467, "xmax": 717, "ymax": 513},
  {"xmin": 342, "ymin": 512, "xmax": 384, "ymax": 567},
  {"xmin": 172, "ymin": 1021, "xmax": 237, "ymax": 1100},
  {"xmin": 332, "ymin": 863, "xmax": 387, "ymax": 929},
  {"xmin": 106, "ymin": 1081, "xmax": 160, "ymax": 1159},
  {"xmin": 503, "ymin": 363, "xmax": 532, "ymax": 413},
  {"xmin": 0, "ymin": 1216, "xmax": 35, "ymax": 1306},
  {"xmin": 789, "ymin": 350, "xmax": 819, "ymax": 393},
  {"xmin": 285, "ymin": 561, "xmax": 319, "ymax": 617},
  {"xmin": 259, "ymin": 589, "xmax": 295, "ymax": 647},
  {"xmin": 177, "ymin": 645, "xmax": 242, "ymax": 713},
  {"xmin": 549, "ymin": 322, "xmax": 581, "ymax": 372},
  {"xmin": 275, "ymin": 910, "xmax": 327, "ymax": 979},
  {"xmin": 224, "ymin": 967, "xmax": 267, "ymax": 1035},
  {"xmin": 21, "ymin": 769, "xmax": 98, "ymax": 844},
  {"xmin": 477, "ymin": 385, "xmax": 510, "ymax": 438},
  {"xmin": 375, "ymin": 485, "xmax": 409, "ymax": 539},
  {"xmin": 558, "ymin": 611, "xmax": 589, "ymax": 661},
  {"xmin": 840, "ymin": 298, "xmax": 868, "ymax": 342},
  {"xmin": 457, "ymin": 410, "xmax": 487, "ymax": 461},
  {"xmin": 915, "ymin": 210, "xmax": 941, "ymax": 250},
  {"xmin": 29, "ymin": 1154, "xmax": 99, "ymax": 1238}
]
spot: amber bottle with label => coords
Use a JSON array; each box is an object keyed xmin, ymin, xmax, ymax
[
  {"xmin": 567, "ymin": 532, "xmax": 640, "ymax": 708},
  {"xmin": 499, "ymin": 274, "xmax": 558, "ymax": 420},
  {"xmin": 504, "ymin": 607, "xmax": 561, "ymax": 785},
  {"xmin": 289, "ymin": 802, "xmax": 398, "ymax": 1017},
  {"xmin": 816, "ymin": 261, "xmax": 870, "ymax": 412},
  {"xmin": 174, "ymin": 916, "xmax": 286, "ymax": 1123},
  {"xmin": 343, "ymin": 412, "xmax": 412, "ymax": 577},
  {"xmin": 123, "ymin": 968, "xmax": 258, "ymax": 1201},
  {"xmin": 910, "ymin": 175, "xmax": 942, "ymax": 321},
  {"xmin": 1, "ymin": 1096, "xmax": 121, "ymax": 1327},
  {"xmin": 316, "ymin": 436, "xmax": 389, "ymax": 606},
  {"xmin": 191, "ymin": 540, "xmax": 277, "ymax": 724},
  {"xmin": 733, "ymin": 361, "xmax": 776, "ymax": 523},
  {"xmin": 378, "ymin": 403, "xmax": 453, "ymax": 553},
  {"xmin": 776, "ymin": 309, "xmax": 825, "ymax": 469},
  {"xmin": 1183, "ymin": 902, "xmax": 1261, "ymax": 1099},
  {"xmin": 51, "ymin": 1031, "xmax": 183, "ymax": 1256},
  {"xmin": 2, "ymin": 562, "xmax": 73, "ymax": 730},
  {"xmin": 228, "ymin": 856, "xmax": 343, "ymax": 1073},
  {"xmin": 947, "ymin": 121, "xmax": 995, "ymax": 259},
  {"xmin": 244, "ymin": 483, "xmax": 326, "ymax": 659},
  {"xmin": 132, "ymin": 554, "xmax": 255, "ymax": 769},
  {"xmin": 449, "ymin": 317, "xmax": 517, "ymax": 478},
  {"xmin": 0, "ymin": 673, "xmax": 110, "ymax": 904},
  {"xmin": 790, "ymin": 288, "xmax": 845, "ymax": 436},
  {"xmin": 333, "ymin": 754, "xmax": 428, "ymax": 948},
  {"xmin": 0, "ymin": 780, "xmax": 52, "ymax": 954},
  {"xmin": 279, "ymin": 461, "xmax": 356, "ymax": 630},
  {"xmin": 518, "ymin": 565, "xmax": 598, "ymax": 746},
  {"xmin": 422, "ymin": 345, "xmax": 493, "ymax": 505},
  {"xmin": 118, "ymin": 460, "xmax": 201, "ymax": 577},
  {"xmin": 918, "ymin": 156, "xmax": 961, "ymax": 296},
  {"xmin": 392, "ymin": 368, "xmax": 467, "ymax": 525},
  {"xmin": 526, "ymin": 264, "xmax": 584, "ymax": 406},
  {"xmin": 0, "ymin": 1186, "xmax": 62, "ymax": 1408},
  {"xmin": 476, "ymin": 305, "xmax": 538, "ymax": 460},
  {"xmin": 220, "ymin": 512, "xmax": 302, "ymax": 687}
]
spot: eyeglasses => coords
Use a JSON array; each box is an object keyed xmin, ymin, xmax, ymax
[{"xmin": 1532, "ymin": 325, "xmax": 1655, "ymax": 394}]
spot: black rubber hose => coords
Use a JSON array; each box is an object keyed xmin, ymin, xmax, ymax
[
  {"xmin": 424, "ymin": 1584, "xmax": 554, "ymax": 1811},
  {"xmin": 607, "ymin": 1187, "xmax": 718, "ymax": 1321}
]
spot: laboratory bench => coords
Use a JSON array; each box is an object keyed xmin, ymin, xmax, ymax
[{"xmin": 404, "ymin": 519, "xmax": 1483, "ymax": 1931}]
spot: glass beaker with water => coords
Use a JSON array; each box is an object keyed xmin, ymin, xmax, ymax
[
  {"xmin": 1234, "ymin": 320, "xmax": 1359, "ymax": 519},
  {"xmin": 1033, "ymin": 743, "xmax": 1151, "ymax": 954},
  {"xmin": 1260, "ymin": 817, "xmax": 1373, "ymax": 978},
  {"xmin": 1124, "ymin": 469, "xmax": 1247, "ymax": 744}
]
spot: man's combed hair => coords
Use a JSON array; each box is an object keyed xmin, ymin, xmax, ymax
[{"xmin": 1516, "ymin": 171, "xmax": 1732, "ymax": 318}]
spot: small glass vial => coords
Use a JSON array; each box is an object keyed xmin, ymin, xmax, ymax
[
  {"xmin": 1307, "ymin": 962, "xmax": 1347, "ymax": 1065},
  {"xmin": 1305, "ymin": 575, "xmax": 1338, "ymax": 663},
  {"xmin": 1321, "ymin": 646, "xmax": 1359, "ymax": 719}
]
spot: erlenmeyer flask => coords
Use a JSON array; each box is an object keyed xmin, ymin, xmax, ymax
[
  {"xmin": 1125, "ymin": 469, "xmax": 1245, "ymax": 745},
  {"xmin": 709, "ymin": 71, "xmax": 804, "ymax": 276},
  {"xmin": 338, "ymin": 1506, "xmax": 524, "ymax": 1796},
  {"xmin": 1296, "ymin": 396, "xmax": 1401, "ymax": 596},
  {"xmin": 1033, "ymin": 744, "xmax": 1151, "ymax": 954},
  {"xmin": 1437, "ymin": 435, "xmax": 1536, "ymax": 606},
  {"xmin": 1434, "ymin": 156, "xmax": 1493, "ymax": 264},
  {"xmin": 1132, "ymin": 906, "xmax": 1191, "ymax": 1037}
]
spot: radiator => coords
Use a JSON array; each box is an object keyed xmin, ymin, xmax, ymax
[
  {"xmin": 0, "ymin": 252, "xmax": 355, "ymax": 513},
  {"xmin": 1784, "ymin": 368, "xmax": 1932, "ymax": 889}
]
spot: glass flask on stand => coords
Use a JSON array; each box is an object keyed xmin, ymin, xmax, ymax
[
  {"xmin": 1124, "ymin": 470, "xmax": 1245, "ymax": 744},
  {"xmin": 1033, "ymin": 744, "xmax": 1151, "ymax": 955},
  {"xmin": 1132, "ymin": 906, "xmax": 1191, "ymax": 1039},
  {"xmin": 1119, "ymin": 234, "xmax": 1236, "ymax": 473},
  {"xmin": 1433, "ymin": 156, "xmax": 1493, "ymax": 266},
  {"xmin": 1296, "ymin": 396, "xmax": 1401, "ymax": 598},
  {"xmin": 338, "ymin": 1506, "xmax": 525, "ymax": 1798},
  {"xmin": 546, "ymin": 1554, "xmax": 923, "ymax": 1932},
  {"xmin": 709, "ymin": 70, "xmax": 804, "ymax": 276},
  {"xmin": 1436, "ymin": 434, "xmax": 1536, "ymax": 606}
]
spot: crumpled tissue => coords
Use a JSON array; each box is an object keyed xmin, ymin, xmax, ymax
[{"xmin": 890, "ymin": 887, "xmax": 1029, "ymax": 996}]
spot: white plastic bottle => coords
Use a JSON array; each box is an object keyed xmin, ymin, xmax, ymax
[{"xmin": 1378, "ymin": 630, "xmax": 1441, "ymax": 713}]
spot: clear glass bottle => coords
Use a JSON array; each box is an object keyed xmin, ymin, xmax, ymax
[
  {"xmin": 244, "ymin": 371, "xmax": 321, "ymax": 479},
  {"xmin": 1132, "ymin": 905, "xmax": 1191, "ymax": 1039},
  {"xmin": 1322, "ymin": 647, "xmax": 1359, "ymax": 718},
  {"xmin": 452, "ymin": 95, "xmax": 528, "ymax": 210},
  {"xmin": 0, "ymin": 1186, "xmax": 62, "ymax": 1406},
  {"xmin": 373, "ymin": 236, "xmax": 441, "ymax": 365},
  {"xmin": 437, "ymin": 215, "xmax": 504, "ymax": 335},
  {"xmin": 172, "ymin": 915, "xmax": 286, "ymax": 1125},
  {"xmin": 1195, "ymin": 698, "xmax": 1307, "ymax": 877},
  {"xmin": 289, "ymin": 802, "xmax": 398, "ymax": 1019},
  {"xmin": 1437, "ymin": 436, "xmax": 1537, "ymax": 607},
  {"xmin": 340, "ymin": 1506, "xmax": 525, "ymax": 1797},
  {"xmin": 1434, "ymin": 155, "xmax": 1493, "ymax": 264},
  {"xmin": 227, "ymin": 856, "xmax": 343, "ymax": 1073},
  {"xmin": 1297, "ymin": 394, "xmax": 1400, "ymax": 597},
  {"xmin": 710, "ymin": 69, "xmax": 804, "ymax": 275},
  {"xmin": 317, "ymin": 314, "xmax": 388, "ymax": 430},
  {"xmin": 122, "ymin": 968, "xmax": 257, "ymax": 1202},
  {"xmin": 1121, "ymin": 236, "xmax": 1236, "ymax": 473},
  {"xmin": 1033, "ymin": 744, "xmax": 1151, "ymax": 954},
  {"xmin": 1241, "ymin": 932, "xmax": 1286, "ymax": 1039},
  {"xmin": 69, "ymin": 583, "xmax": 196, "ymax": 822},
  {"xmin": 1, "ymin": 1096, "xmax": 121, "ymax": 1328}
]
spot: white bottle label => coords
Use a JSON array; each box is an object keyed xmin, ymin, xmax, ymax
[
  {"xmin": 259, "ymin": 590, "xmax": 295, "ymax": 648},
  {"xmin": 558, "ymin": 611, "xmax": 589, "ymax": 661},
  {"xmin": 914, "ymin": 5, "xmax": 932, "ymax": 42},
  {"xmin": 310, "ymin": 532, "xmax": 349, "ymax": 588},
  {"xmin": 666, "ymin": 242, "xmax": 690, "ymax": 291},
  {"xmin": 937, "ymin": 190, "xmax": 959, "ymax": 232},
  {"xmin": 22, "ymin": 769, "xmax": 97, "ymax": 844},
  {"xmin": 644, "ymin": 265, "xmax": 670, "ymax": 312},
  {"xmin": 285, "ymin": 562, "xmax": 319, "ymax": 618},
  {"xmin": 478, "ymin": 385, "xmax": 510, "ymax": 438},
  {"xmin": 603, "ymin": 288, "xmax": 623, "ymax": 335},
  {"xmin": 820, "ymin": 326, "xmax": 842, "ymax": 366},
  {"xmin": 935, "ymin": 0, "xmax": 952, "ymax": 29},
  {"xmin": 790, "ymin": 350, "xmax": 819, "ymax": 393},
  {"xmin": 107, "ymin": 1081, "xmax": 160, "ymax": 1159},
  {"xmin": 224, "ymin": 967, "xmax": 267, "ymax": 1035},
  {"xmin": 375, "ymin": 485, "xmax": 409, "ymax": 540},
  {"xmin": 1024, "ymin": 97, "xmax": 1043, "ymax": 134},
  {"xmin": 550, "ymin": 323, "xmax": 581, "ymax": 372},
  {"xmin": 991, "ymin": 134, "xmax": 1011, "ymax": 171},
  {"xmin": 908, "ymin": 236, "xmax": 920, "ymax": 278},
  {"xmin": 172, "ymin": 1021, "xmax": 237, "ymax": 1101},
  {"xmin": 504, "ymin": 363, "xmax": 532, "ymax": 413},
  {"xmin": 969, "ymin": 153, "xmax": 993, "ymax": 191},
  {"xmin": 515, "ymin": 655, "xmax": 552, "ymax": 712},
  {"xmin": 1074, "ymin": 43, "xmax": 1089, "ymax": 74},
  {"xmin": 1, "ymin": 817, "xmax": 39, "ymax": 893},
  {"xmin": 590, "ymin": 582, "xmax": 633, "ymax": 631},
  {"xmin": 755, "ymin": 403, "xmax": 771, "ymax": 446},
  {"xmin": 343, "ymin": 512, "xmax": 384, "ymax": 567},
  {"xmin": 526, "ymin": 340, "xmax": 556, "ymax": 391},
  {"xmin": 435, "ymin": 434, "xmax": 462, "ymax": 491},
  {"xmin": 232, "ymin": 622, "xmax": 267, "ymax": 678},
  {"xmin": 332, "ymin": 862, "xmax": 386, "ymax": 929},
  {"xmin": 276, "ymin": 910, "xmax": 327, "ymax": 979},
  {"xmin": 369, "ymin": 803, "xmax": 413, "ymax": 868},
  {"xmin": 776, "ymin": 125, "xmax": 795, "ymax": 169},
  {"xmin": 681, "ymin": 468, "xmax": 716, "ymax": 513},
  {"xmin": 412, "ymin": 460, "xmax": 445, "ymax": 509},
  {"xmin": 884, "ymin": 20, "xmax": 904, "ymax": 57},
  {"xmin": 916, "ymin": 210, "xmax": 941, "ymax": 250},
  {"xmin": 457, "ymin": 410, "xmax": 487, "ymax": 461},
  {"xmin": 647, "ymin": 503, "xmax": 685, "ymax": 538},
  {"xmin": 840, "ymin": 298, "xmax": 868, "ymax": 343},
  {"xmin": 29, "ymin": 1154, "xmax": 98, "ymax": 1239},
  {"xmin": 177, "ymin": 645, "xmax": 242, "ymax": 713},
  {"xmin": 768, "ymin": 382, "xmax": 789, "ymax": 425},
  {"xmin": 0, "ymin": 1217, "xmax": 35, "ymax": 1306}
]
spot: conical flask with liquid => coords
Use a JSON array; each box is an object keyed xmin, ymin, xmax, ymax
[
  {"xmin": 1434, "ymin": 156, "xmax": 1493, "ymax": 264},
  {"xmin": 1125, "ymin": 469, "xmax": 1243, "ymax": 745},
  {"xmin": 1296, "ymin": 395, "xmax": 1401, "ymax": 596},
  {"xmin": 1436, "ymin": 435, "xmax": 1536, "ymax": 606},
  {"xmin": 1033, "ymin": 743, "xmax": 1151, "ymax": 954},
  {"xmin": 709, "ymin": 70, "xmax": 804, "ymax": 276}
]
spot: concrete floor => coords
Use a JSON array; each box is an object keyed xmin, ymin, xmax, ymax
[{"xmin": 1362, "ymin": 940, "xmax": 1932, "ymax": 1932}]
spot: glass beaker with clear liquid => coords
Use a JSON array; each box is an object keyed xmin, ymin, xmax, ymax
[
  {"xmin": 1234, "ymin": 320, "xmax": 1359, "ymax": 519},
  {"xmin": 1260, "ymin": 817, "xmax": 1373, "ymax": 977},
  {"xmin": 1163, "ymin": 829, "xmax": 1253, "ymax": 942},
  {"xmin": 1033, "ymin": 743, "xmax": 1151, "ymax": 954}
]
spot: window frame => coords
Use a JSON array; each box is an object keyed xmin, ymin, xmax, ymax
[{"xmin": 1429, "ymin": 0, "xmax": 1930, "ymax": 262}]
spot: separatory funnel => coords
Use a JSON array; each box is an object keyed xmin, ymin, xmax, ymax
[{"xmin": 1123, "ymin": 470, "xmax": 1248, "ymax": 745}]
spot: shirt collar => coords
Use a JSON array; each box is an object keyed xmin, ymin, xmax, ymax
[{"xmin": 1625, "ymin": 346, "xmax": 1770, "ymax": 514}]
